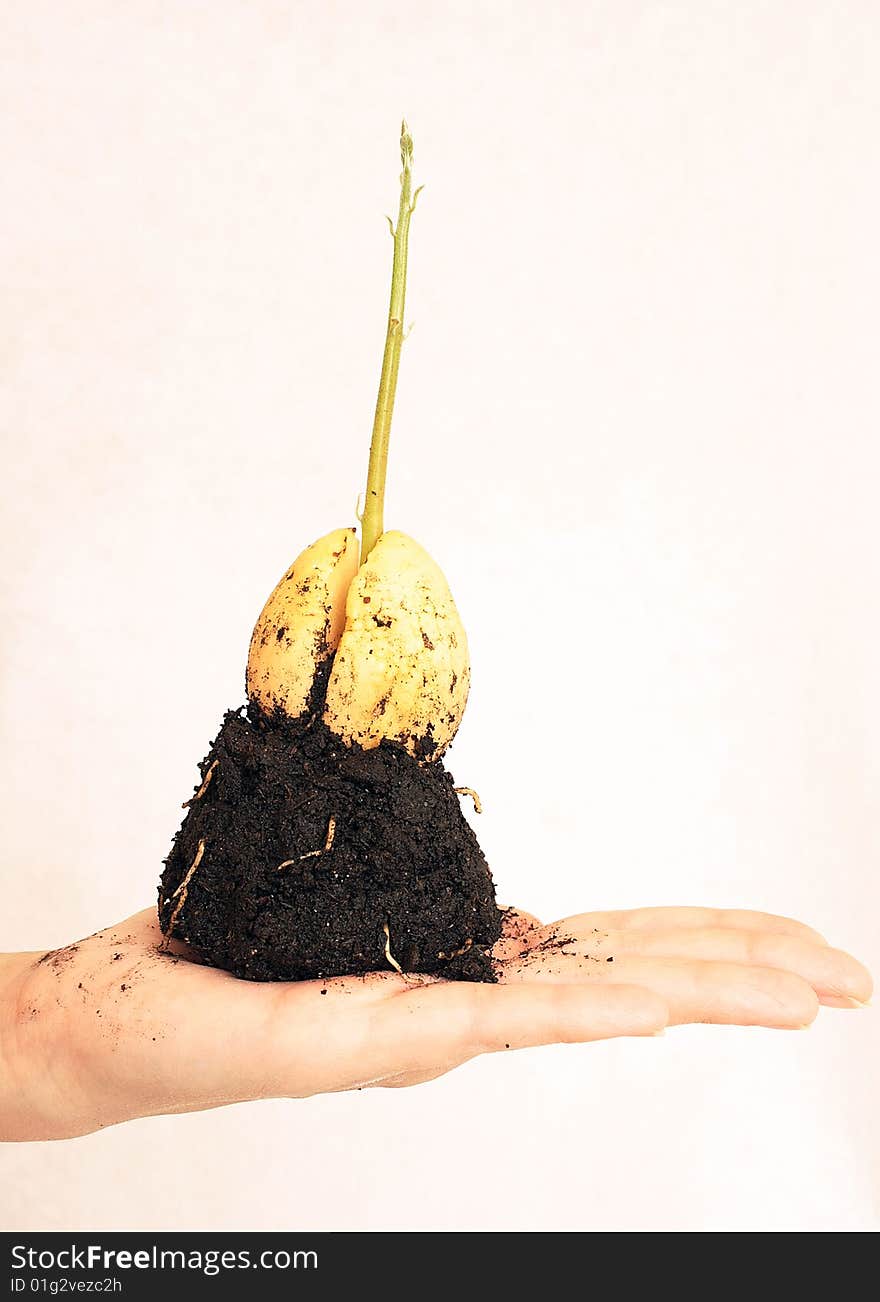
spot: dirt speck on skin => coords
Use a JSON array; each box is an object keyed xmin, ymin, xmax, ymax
[
  {"xmin": 518, "ymin": 932, "xmax": 578, "ymax": 965},
  {"xmin": 158, "ymin": 707, "xmax": 501, "ymax": 982},
  {"xmin": 37, "ymin": 944, "xmax": 79, "ymax": 972}
]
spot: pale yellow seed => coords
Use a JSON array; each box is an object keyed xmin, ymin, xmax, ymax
[
  {"xmin": 246, "ymin": 527, "xmax": 359, "ymax": 721},
  {"xmin": 323, "ymin": 531, "xmax": 470, "ymax": 759}
]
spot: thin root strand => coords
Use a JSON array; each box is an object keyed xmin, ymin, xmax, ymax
[
  {"xmin": 182, "ymin": 760, "xmax": 218, "ymax": 808},
  {"xmin": 162, "ymin": 839, "xmax": 205, "ymax": 948},
  {"xmin": 382, "ymin": 922, "xmax": 404, "ymax": 976},
  {"xmin": 454, "ymin": 786, "xmax": 483, "ymax": 814},
  {"xmin": 439, "ymin": 938, "xmax": 474, "ymax": 960},
  {"xmin": 278, "ymin": 816, "xmax": 338, "ymax": 871}
]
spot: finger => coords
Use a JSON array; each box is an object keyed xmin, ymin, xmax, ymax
[
  {"xmin": 499, "ymin": 950, "xmax": 819, "ymax": 1029},
  {"xmin": 379, "ymin": 1067, "xmax": 457, "ymax": 1089},
  {"xmin": 368, "ymin": 980, "xmax": 668, "ymax": 1080},
  {"xmin": 551, "ymin": 907, "xmax": 828, "ymax": 947},
  {"xmin": 575, "ymin": 928, "xmax": 872, "ymax": 1002}
]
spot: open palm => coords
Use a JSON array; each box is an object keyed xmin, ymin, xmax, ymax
[{"xmin": 0, "ymin": 903, "xmax": 870, "ymax": 1140}]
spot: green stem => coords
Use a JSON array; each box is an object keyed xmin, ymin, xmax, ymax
[{"xmin": 360, "ymin": 120, "xmax": 421, "ymax": 564}]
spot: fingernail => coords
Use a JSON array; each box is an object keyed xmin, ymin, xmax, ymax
[{"xmin": 820, "ymin": 994, "xmax": 871, "ymax": 1010}]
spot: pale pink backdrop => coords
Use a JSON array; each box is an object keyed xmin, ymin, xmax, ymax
[{"xmin": 2, "ymin": 0, "xmax": 878, "ymax": 1230}]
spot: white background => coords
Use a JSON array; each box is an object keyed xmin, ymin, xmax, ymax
[{"xmin": 1, "ymin": 0, "xmax": 878, "ymax": 1231}]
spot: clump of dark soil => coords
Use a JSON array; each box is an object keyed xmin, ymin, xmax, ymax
[{"xmin": 158, "ymin": 708, "xmax": 501, "ymax": 982}]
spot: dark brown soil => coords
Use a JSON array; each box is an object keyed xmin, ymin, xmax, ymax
[{"xmin": 158, "ymin": 707, "xmax": 501, "ymax": 982}]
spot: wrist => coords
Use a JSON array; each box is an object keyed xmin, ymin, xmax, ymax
[
  {"xmin": 0, "ymin": 950, "xmax": 27, "ymax": 1062},
  {"xmin": 0, "ymin": 950, "xmax": 55, "ymax": 1142}
]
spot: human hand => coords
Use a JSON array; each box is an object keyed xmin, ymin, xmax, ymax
[{"xmin": 0, "ymin": 904, "xmax": 871, "ymax": 1140}]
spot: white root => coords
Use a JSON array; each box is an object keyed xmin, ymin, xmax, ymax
[
  {"xmin": 438, "ymin": 938, "xmax": 474, "ymax": 960},
  {"xmin": 277, "ymin": 816, "xmax": 338, "ymax": 871},
  {"xmin": 453, "ymin": 786, "xmax": 483, "ymax": 814},
  {"xmin": 382, "ymin": 922, "xmax": 404, "ymax": 975},
  {"xmin": 162, "ymin": 839, "xmax": 205, "ymax": 947},
  {"xmin": 182, "ymin": 760, "xmax": 218, "ymax": 808}
]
